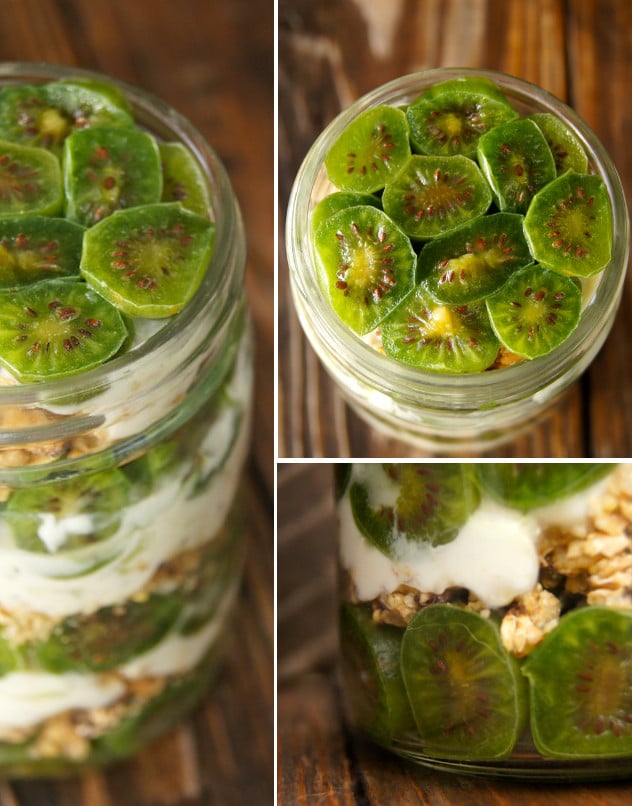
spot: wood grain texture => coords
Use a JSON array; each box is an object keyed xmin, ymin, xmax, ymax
[
  {"xmin": 0, "ymin": 1, "xmax": 274, "ymax": 803},
  {"xmin": 277, "ymin": 464, "xmax": 632, "ymax": 805},
  {"xmin": 278, "ymin": 0, "xmax": 632, "ymax": 459}
]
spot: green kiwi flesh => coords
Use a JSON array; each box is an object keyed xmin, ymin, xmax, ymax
[
  {"xmin": 523, "ymin": 607, "xmax": 632, "ymax": 759},
  {"xmin": 401, "ymin": 604, "xmax": 527, "ymax": 760},
  {"xmin": 0, "ymin": 139, "xmax": 63, "ymax": 217}
]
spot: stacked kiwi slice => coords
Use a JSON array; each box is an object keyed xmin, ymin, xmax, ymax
[
  {"xmin": 313, "ymin": 76, "xmax": 614, "ymax": 373},
  {"xmin": 0, "ymin": 77, "xmax": 215, "ymax": 383},
  {"xmin": 340, "ymin": 463, "xmax": 632, "ymax": 764}
]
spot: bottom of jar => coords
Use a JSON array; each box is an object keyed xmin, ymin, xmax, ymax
[{"xmin": 381, "ymin": 735, "xmax": 632, "ymax": 782}]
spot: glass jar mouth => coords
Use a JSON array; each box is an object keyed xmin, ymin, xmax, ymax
[
  {"xmin": 286, "ymin": 68, "xmax": 629, "ymax": 412},
  {"xmin": 0, "ymin": 61, "xmax": 245, "ymax": 408}
]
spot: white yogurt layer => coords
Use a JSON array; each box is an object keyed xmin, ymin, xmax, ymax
[
  {"xmin": 0, "ymin": 391, "xmax": 250, "ymax": 618},
  {"xmin": 339, "ymin": 467, "xmax": 615, "ymax": 608}
]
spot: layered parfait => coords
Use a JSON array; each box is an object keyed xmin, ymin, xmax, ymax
[
  {"xmin": 337, "ymin": 463, "xmax": 632, "ymax": 778},
  {"xmin": 0, "ymin": 67, "xmax": 252, "ymax": 772}
]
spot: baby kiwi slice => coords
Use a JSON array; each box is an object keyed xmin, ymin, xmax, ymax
[
  {"xmin": 34, "ymin": 594, "xmax": 182, "ymax": 672},
  {"xmin": 485, "ymin": 263, "xmax": 582, "ymax": 359},
  {"xmin": 0, "ymin": 82, "xmax": 133, "ymax": 156},
  {"xmin": 340, "ymin": 602, "xmax": 415, "ymax": 743},
  {"xmin": 523, "ymin": 607, "xmax": 632, "ymax": 759},
  {"xmin": 63, "ymin": 125, "xmax": 163, "ymax": 226},
  {"xmin": 0, "ymin": 139, "xmax": 63, "ymax": 217},
  {"xmin": 349, "ymin": 463, "xmax": 479, "ymax": 556},
  {"xmin": 324, "ymin": 105, "xmax": 411, "ymax": 193},
  {"xmin": 0, "ymin": 630, "xmax": 21, "ymax": 676},
  {"xmin": 5, "ymin": 467, "xmax": 132, "ymax": 553},
  {"xmin": 524, "ymin": 171, "xmax": 613, "ymax": 277},
  {"xmin": 81, "ymin": 202, "xmax": 215, "ymax": 318},
  {"xmin": 159, "ymin": 141, "xmax": 212, "ymax": 217},
  {"xmin": 476, "ymin": 463, "xmax": 615, "ymax": 510},
  {"xmin": 401, "ymin": 604, "xmax": 527, "ymax": 760},
  {"xmin": 0, "ymin": 215, "xmax": 84, "ymax": 289},
  {"xmin": 0, "ymin": 277, "xmax": 129, "ymax": 382},
  {"xmin": 529, "ymin": 113, "xmax": 589, "ymax": 175},
  {"xmin": 381, "ymin": 286, "xmax": 500, "ymax": 373},
  {"xmin": 477, "ymin": 118, "xmax": 557, "ymax": 214},
  {"xmin": 382, "ymin": 154, "xmax": 492, "ymax": 240},
  {"xmin": 406, "ymin": 76, "xmax": 519, "ymax": 158},
  {"xmin": 313, "ymin": 205, "xmax": 416, "ymax": 335},
  {"xmin": 417, "ymin": 212, "xmax": 532, "ymax": 305},
  {"xmin": 310, "ymin": 191, "xmax": 381, "ymax": 241}
]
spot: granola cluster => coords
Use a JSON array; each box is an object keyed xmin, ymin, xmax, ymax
[{"xmin": 366, "ymin": 465, "xmax": 632, "ymax": 658}]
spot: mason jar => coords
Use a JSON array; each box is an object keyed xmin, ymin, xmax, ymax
[
  {"xmin": 286, "ymin": 69, "xmax": 629, "ymax": 453},
  {"xmin": 0, "ymin": 63, "xmax": 253, "ymax": 775},
  {"xmin": 337, "ymin": 462, "xmax": 632, "ymax": 781}
]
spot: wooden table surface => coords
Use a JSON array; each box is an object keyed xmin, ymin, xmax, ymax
[
  {"xmin": 278, "ymin": 0, "xmax": 632, "ymax": 459},
  {"xmin": 277, "ymin": 463, "xmax": 632, "ymax": 805},
  {"xmin": 0, "ymin": 1, "xmax": 274, "ymax": 805}
]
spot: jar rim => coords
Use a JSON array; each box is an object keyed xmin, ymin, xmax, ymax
[
  {"xmin": 0, "ymin": 61, "xmax": 246, "ymax": 407},
  {"xmin": 286, "ymin": 68, "xmax": 629, "ymax": 414}
]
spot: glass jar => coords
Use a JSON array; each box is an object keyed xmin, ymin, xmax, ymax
[
  {"xmin": 0, "ymin": 63, "xmax": 253, "ymax": 775},
  {"xmin": 286, "ymin": 69, "xmax": 629, "ymax": 453},
  {"xmin": 337, "ymin": 462, "xmax": 632, "ymax": 781}
]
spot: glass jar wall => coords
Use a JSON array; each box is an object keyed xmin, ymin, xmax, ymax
[
  {"xmin": 0, "ymin": 63, "xmax": 252, "ymax": 775},
  {"xmin": 337, "ymin": 463, "xmax": 632, "ymax": 781}
]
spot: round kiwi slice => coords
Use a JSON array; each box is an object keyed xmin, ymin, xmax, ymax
[
  {"xmin": 324, "ymin": 105, "xmax": 411, "ymax": 193},
  {"xmin": 485, "ymin": 263, "xmax": 582, "ymax": 359},
  {"xmin": 417, "ymin": 212, "xmax": 533, "ymax": 305},
  {"xmin": 63, "ymin": 125, "xmax": 163, "ymax": 226},
  {"xmin": 381, "ymin": 154, "xmax": 492, "ymax": 240},
  {"xmin": 523, "ymin": 607, "xmax": 632, "ymax": 759},
  {"xmin": 381, "ymin": 286, "xmax": 500, "ymax": 373},
  {"xmin": 34, "ymin": 594, "xmax": 182, "ymax": 672},
  {"xmin": 348, "ymin": 463, "xmax": 479, "ymax": 556},
  {"xmin": 0, "ymin": 215, "xmax": 84, "ymax": 289},
  {"xmin": 5, "ymin": 467, "xmax": 132, "ymax": 553},
  {"xmin": 401, "ymin": 604, "xmax": 527, "ymax": 760},
  {"xmin": 310, "ymin": 190, "xmax": 381, "ymax": 241},
  {"xmin": 477, "ymin": 118, "xmax": 557, "ymax": 214},
  {"xmin": 0, "ymin": 139, "xmax": 63, "ymax": 217},
  {"xmin": 524, "ymin": 171, "xmax": 613, "ymax": 277},
  {"xmin": 159, "ymin": 141, "xmax": 212, "ymax": 217},
  {"xmin": 313, "ymin": 205, "xmax": 416, "ymax": 335},
  {"xmin": 476, "ymin": 463, "xmax": 615, "ymax": 510},
  {"xmin": 405, "ymin": 76, "xmax": 520, "ymax": 158},
  {"xmin": 340, "ymin": 602, "xmax": 415, "ymax": 743},
  {"xmin": 0, "ymin": 82, "xmax": 134, "ymax": 156},
  {"xmin": 529, "ymin": 113, "xmax": 589, "ymax": 176},
  {"xmin": 80, "ymin": 202, "xmax": 215, "ymax": 318},
  {"xmin": 0, "ymin": 277, "xmax": 129, "ymax": 382}
]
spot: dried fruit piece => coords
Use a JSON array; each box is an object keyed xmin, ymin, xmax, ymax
[
  {"xmin": 324, "ymin": 105, "xmax": 411, "ymax": 193},
  {"xmin": 80, "ymin": 202, "xmax": 215, "ymax": 318},
  {"xmin": 382, "ymin": 154, "xmax": 492, "ymax": 240},
  {"xmin": 529, "ymin": 112, "xmax": 589, "ymax": 175},
  {"xmin": 310, "ymin": 190, "xmax": 381, "ymax": 240},
  {"xmin": 313, "ymin": 205, "xmax": 416, "ymax": 335},
  {"xmin": 0, "ymin": 277, "xmax": 128, "ymax": 382}
]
